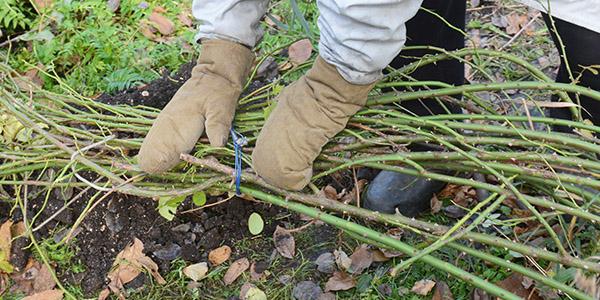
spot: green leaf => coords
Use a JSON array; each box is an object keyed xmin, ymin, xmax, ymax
[
  {"xmin": 248, "ymin": 212, "xmax": 264, "ymax": 235},
  {"xmin": 0, "ymin": 250, "xmax": 13, "ymax": 273},
  {"xmin": 192, "ymin": 192, "xmax": 207, "ymax": 207},
  {"xmin": 0, "ymin": 260, "xmax": 13, "ymax": 273},
  {"xmin": 157, "ymin": 195, "xmax": 186, "ymax": 221}
]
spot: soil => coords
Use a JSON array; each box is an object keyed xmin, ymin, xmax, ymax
[
  {"xmin": 3, "ymin": 62, "xmax": 320, "ymax": 297},
  {"xmin": 95, "ymin": 62, "xmax": 196, "ymax": 108}
]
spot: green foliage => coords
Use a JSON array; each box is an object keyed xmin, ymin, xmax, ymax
[
  {"xmin": 0, "ymin": 0, "xmax": 33, "ymax": 31},
  {"xmin": 5, "ymin": 0, "xmax": 198, "ymax": 95},
  {"xmin": 248, "ymin": 212, "xmax": 264, "ymax": 235},
  {"xmin": 158, "ymin": 195, "xmax": 186, "ymax": 221}
]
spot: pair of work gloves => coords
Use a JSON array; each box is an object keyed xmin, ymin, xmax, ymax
[{"xmin": 139, "ymin": 39, "xmax": 374, "ymax": 190}]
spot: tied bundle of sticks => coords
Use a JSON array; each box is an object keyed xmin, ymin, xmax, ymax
[{"xmin": 1, "ymin": 46, "xmax": 600, "ymax": 300}]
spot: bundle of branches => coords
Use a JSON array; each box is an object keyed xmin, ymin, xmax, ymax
[{"xmin": 1, "ymin": 46, "xmax": 600, "ymax": 300}]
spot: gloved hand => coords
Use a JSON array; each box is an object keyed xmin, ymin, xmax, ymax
[
  {"xmin": 139, "ymin": 39, "xmax": 254, "ymax": 174},
  {"xmin": 252, "ymin": 57, "xmax": 375, "ymax": 190}
]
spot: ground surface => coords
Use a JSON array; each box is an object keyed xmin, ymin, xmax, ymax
[{"xmin": 4, "ymin": 1, "xmax": 596, "ymax": 299}]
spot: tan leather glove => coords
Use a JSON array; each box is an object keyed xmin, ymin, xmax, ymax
[
  {"xmin": 252, "ymin": 56, "xmax": 375, "ymax": 190},
  {"xmin": 138, "ymin": 39, "xmax": 254, "ymax": 174}
]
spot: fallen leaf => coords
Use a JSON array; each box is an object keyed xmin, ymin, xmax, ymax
[
  {"xmin": 411, "ymin": 279, "xmax": 436, "ymax": 296},
  {"xmin": 22, "ymin": 289, "xmax": 63, "ymax": 300},
  {"xmin": 471, "ymin": 288, "xmax": 490, "ymax": 300},
  {"xmin": 379, "ymin": 228, "xmax": 404, "ymax": 258},
  {"xmin": 273, "ymin": 226, "xmax": 295, "ymax": 259},
  {"xmin": 318, "ymin": 292, "xmax": 336, "ymax": 300},
  {"xmin": 432, "ymin": 281, "xmax": 454, "ymax": 300},
  {"xmin": 249, "ymin": 262, "xmax": 268, "ymax": 281},
  {"xmin": 105, "ymin": 238, "xmax": 165, "ymax": 299},
  {"xmin": 148, "ymin": 12, "xmax": 175, "ymax": 35},
  {"xmin": 315, "ymin": 252, "xmax": 336, "ymax": 274},
  {"xmin": 177, "ymin": 13, "xmax": 193, "ymax": 27},
  {"xmin": 10, "ymin": 259, "xmax": 60, "ymax": 298},
  {"xmin": 333, "ymin": 249, "xmax": 351, "ymax": 271},
  {"xmin": 32, "ymin": 264, "xmax": 55, "ymax": 293},
  {"xmin": 288, "ymin": 39, "xmax": 312, "ymax": 65},
  {"xmin": 348, "ymin": 245, "xmax": 372, "ymax": 275},
  {"xmin": 139, "ymin": 21, "xmax": 158, "ymax": 40},
  {"xmin": 292, "ymin": 281, "xmax": 323, "ymax": 300},
  {"xmin": 153, "ymin": 6, "xmax": 166, "ymax": 13},
  {"xmin": 208, "ymin": 245, "xmax": 231, "ymax": 266},
  {"xmin": 107, "ymin": 0, "xmax": 120, "ymax": 12},
  {"xmin": 240, "ymin": 282, "xmax": 267, "ymax": 300},
  {"xmin": 324, "ymin": 271, "xmax": 356, "ymax": 292},
  {"xmin": 321, "ymin": 185, "xmax": 338, "ymax": 201},
  {"xmin": 371, "ymin": 249, "xmax": 390, "ymax": 262},
  {"xmin": 574, "ymin": 270, "xmax": 599, "ymax": 299},
  {"xmin": 506, "ymin": 13, "xmax": 528, "ymax": 35},
  {"xmin": 495, "ymin": 273, "xmax": 542, "ymax": 299},
  {"xmin": 430, "ymin": 194, "xmax": 442, "ymax": 214},
  {"xmin": 0, "ymin": 221, "xmax": 13, "ymax": 273},
  {"xmin": 224, "ymin": 258, "xmax": 250, "ymax": 285},
  {"xmin": 183, "ymin": 262, "xmax": 208, "ymax": 282},
  {"xmin": 32, "ymin": 0, "xmax": 52, "ymax": 9},
  {"xmin": 248, "ymin": 213, "xmax": 264, "ymax": 235}
]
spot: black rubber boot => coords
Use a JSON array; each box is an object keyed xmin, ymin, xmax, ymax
[
  {"xmin": 363, "ymin": 0, "xmax": 465, "ymax": 216},
  {"xmin": 363, "ymin": 171, "xmax": 446, "ymax": 216}
]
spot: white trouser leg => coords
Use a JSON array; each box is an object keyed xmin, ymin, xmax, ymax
[
  {"xmin": 192, "ymin": 0, "xmax": 269, "ymax": 47},
  {"xmin": 317, "ymin": 0, "xmax": 423, "ymax": 84}
]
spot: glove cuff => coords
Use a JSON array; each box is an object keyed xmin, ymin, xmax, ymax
[{"xmin": 193, "ymin": 39, "xmax": 255, "ymax": 89}]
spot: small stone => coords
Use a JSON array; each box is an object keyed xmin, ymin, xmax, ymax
[
  {"xmin": 153, "ymin": 243, "xmax": 182, "ymax": 261},
  {"xmin": 191, "ymin": 223, "xmax": 205, "ymax": 234},
  {"xmin": 314, "ymin": 253, "xmax": 335, "ymax": 274},
  {"xmin": 292, "ymin": 281, "xmax": 322, "ymax": 300},
  {"xmin": 104, "ymin": 213, "xmax": 125, "ymax": 233},
  {"xmin": 141, "ymin": 90, "xmax": 150, "ymax": 97},
  {"xmin": 172, "ymin": 223, "xmax": 191, "ymax": 232}
]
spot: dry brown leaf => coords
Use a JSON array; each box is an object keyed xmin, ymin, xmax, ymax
[
  {"xmin": 348, "ymin": 245, "xmax": 372, "ymax": 275},
  {"xmin": 318, "ymin": 292, "xmax": 336, "ymax": 300},
  {"xmin": 249, "ymin": 262, "xmax": 268, "ymax": 281},
  {"xmin": 0, "ymin": 220, "xmax": 13, "ymax": 267},
  {"xmin": 411, "ymin": 279, "xmax": 436, "ymax": 296},
  {"xmin": 22, "ymin": 289, "xmax": 63, "ymax": 300},
  {"xmin": 506, "ymin": 13, "xmax": 528, "ymax": 35},
  {"xmin": 177, "ymin": 13, "xmax": 193, "ymax": 27},
  {"xmin": 288, "ymin": 39, "xmax": 313, "ymax": 65},
  {"xmin": 183, "ymin": 262, "xmax": 208, "ymax": 282},
  {"xmin": 273, "ymin": 226, "xmax": 295, "ymax": 259},
  {"xmin": 371, "ymin": 249, "xmax": 390, "ymax": 262},
  {"xmin": 32, "ymin": 264, "xmax": 55, "ymax": 293},
  {"xmin": 139, "ymin": 21, "xmax": 158, "ymax": 40},
  {"xmin": 432, "ymin": 281, "xmax": 454, "ymax": 300},
  {"xmin": 333, "ymin": 249, "xmax": 351, "ymax": 271},
  {"xmin": 574, "ymin": 270, "xmax": 599, "ymax": 299},
  {"xmin": 495, "ymin": 273, "xmax": 542, "ymax": 299},
  {"xmin": 32, "ymin": 0, "xmax": 52, "ymax": 9},
  {"xmin": 148, "ymin": 12, "xmax": 175, "ymax": 35},
  {"xmin": 152, "ymin": 6, "xmax": 166, "ymax": 13},
  {"xmin": 321, "ymin": 185, "xmax": 338, "ymax": 201},
  {"xmin": 209, "ymin": 245, "xmax": 232, "ymax": 266},
  {"xmin": 105, "ymin": 238, "xmax": 165, "ymax": 299},
  {"xmin": 9, "ymin": 260, "xmax": 57, "ymax": 297},
  {"xmin": 324, "ymin": 271, "xmax": 355, "ymax": 292},
  {"xmin": 430, "ymin": 194, "xmax": 442, "ymax": 214},
  {"xmin": 224, "ymin": 258, "xmax": 250, "ymax": 285}
]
